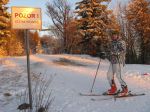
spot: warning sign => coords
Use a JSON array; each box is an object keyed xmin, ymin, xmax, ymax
[{"xmin": 11, "ymin": 7, "xmax": 42, "ymax": 30}]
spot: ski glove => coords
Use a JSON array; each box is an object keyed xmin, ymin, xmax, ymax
[
  {"xmin": 111, "ymin": 52, "xmax": 120, "ymax": 56},
  {"xmin": 99, "ymin": 52, "xmax": 106, "ymax": 59}
]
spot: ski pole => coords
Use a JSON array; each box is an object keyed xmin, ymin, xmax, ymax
[{"xmin": 90, "ymin": 58, "xmax": 101, "ymax": 93}]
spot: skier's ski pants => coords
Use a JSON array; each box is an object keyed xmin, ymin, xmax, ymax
[{"xmin": 107, "ymin": 63, "xmax": 127, "ymax": 86}]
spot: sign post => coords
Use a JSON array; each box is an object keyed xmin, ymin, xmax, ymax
[
  {"xmin": 24, "ymin": 29, "xmax": 33, "ymax": 108},
  {"xmin": 11, "ymin": 7, "xmax": 42, "ymax": 109}
]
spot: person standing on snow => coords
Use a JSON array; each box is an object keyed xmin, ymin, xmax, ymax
[{"xmin": 105, "ymin": 31, "xmax": 128, "ymax": 96}]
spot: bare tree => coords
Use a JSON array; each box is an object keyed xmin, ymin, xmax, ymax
[
  {"xmin": 114, "ymin": 2, "xmax": 138, "ymax": 63},
  {"xmin": 125, "ymin": 0, "xmax": 150, "ymax": 64},
  {"xmin": 46, "ymin": 0, "xmax": 73, "ymax": 53}
]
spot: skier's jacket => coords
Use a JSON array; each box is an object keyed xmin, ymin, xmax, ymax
[{"xmin": 109, "ymin": 39, "xmax": 126, "ymax": 65}]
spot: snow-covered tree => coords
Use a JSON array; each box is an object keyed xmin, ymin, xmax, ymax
[
  {"xmin": 125, "ymin": 0, "xmax": 150, "ymax": 63},
  {"xmin": 0, "ymin": 0, "xmax": 24, "ymax": 56},
  {"xmin": 75, "ymin": 0, "xmax": 113, "ymax": 54},
  {"xmin": 6, "ymin": 33, "xmax": 24, "ymax": 56},
  {"xmin": 0, "ymin": 0, "xmax": 11, "ymax": 56}
]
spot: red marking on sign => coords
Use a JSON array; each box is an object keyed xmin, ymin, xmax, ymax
[{"xmin": 14, "ymin": 13, "xmax": 39, "ymax": 19}]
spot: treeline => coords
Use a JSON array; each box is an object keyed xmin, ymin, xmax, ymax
[
  {"xmin": 117, "ymin": 0, "xmax": 150, "ymax": 64},
  {"xmin": 0, "ymin": 0, "xmax": 61, "ymax": 56},
  {"xmin": 45, "ymin": 0, "xmax": 150, "ymax": 64},
  {"xmin": 0, "ymin": 0, "xmax": 150, "ymax": 64}
]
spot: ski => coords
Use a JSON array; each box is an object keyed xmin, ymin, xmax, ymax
[
  {"xmin": 91, "ymin": 93, "xmax": 145, "ymax": 101},
  {"xmin": 114, "ymin": 93, "xmax": 145, "ymax": 99},
  {"xmin": 79, "ymin": 90, "xmax": 120, "ymax": 96}
]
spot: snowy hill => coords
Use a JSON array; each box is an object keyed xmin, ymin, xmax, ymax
[{"xmin": 0, "ymin": 54, "xmax": 150, "ymax": 112}]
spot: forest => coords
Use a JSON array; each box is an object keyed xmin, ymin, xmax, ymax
[{"xmin": 0, "ymin": 0, "xmax": 150, "ymax": 64}]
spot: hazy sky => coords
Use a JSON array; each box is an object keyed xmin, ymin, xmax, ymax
[{"xmin": 8, "ymin": 0, "xmax": 128, "ymax": 29}]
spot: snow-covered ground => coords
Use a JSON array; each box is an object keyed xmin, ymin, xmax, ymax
[{"xmin": 0, "ymin": 54, "xmax": 150, "ymax": 112}]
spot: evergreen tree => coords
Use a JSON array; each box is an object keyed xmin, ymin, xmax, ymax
[
  {"xmin": 75, "ymin": 0, "xmax": 112, "ymax": 55},
  {"xmin": 125, "ymin": 0, "xmax": 150, "ymax": 63},
  {"xmin": 0, "ymin": 0, "xmax": 11, "ymax": 56},
  {"xmin": 6, "ymin": 33, "xmax": 24, "ymax": 56},
  {"xmin": 0, "ymin": 0, "xmax": 24, "ymax": 56}
]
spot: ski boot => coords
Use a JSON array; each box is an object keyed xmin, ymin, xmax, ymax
[
  {"xmin": 103, "ymin": 82, "xmax": 117, "ymax": 95},
  {"xmin": 118, "ymin": 85, "xmax": 128, "ymax": 96}
]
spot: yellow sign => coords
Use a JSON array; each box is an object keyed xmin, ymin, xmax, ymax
[{"xmin": 11, "ymin": 7, "xmax": 42, "ymax": 30}]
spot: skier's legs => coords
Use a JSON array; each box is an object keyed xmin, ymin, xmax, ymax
[
  {"xmin": 105, "ymin": 63, "xmax": 117, "ymax": 95},
  {"xmin": 115, "ymin": 63, "xmax": 127, "ymax": 86},
  {"xmin": 107, "ymin": 63, "xmax": 114, "ymax": 86}
]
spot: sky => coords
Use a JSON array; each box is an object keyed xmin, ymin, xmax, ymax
[
  {"xmin": 8, "ymin": 0, "xmax": 82, "ymax": 29},
  {"xmin": 8, "ymin": 0, "xmax": 129, "ymax": 34}
]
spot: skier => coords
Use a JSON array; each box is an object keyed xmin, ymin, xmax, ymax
[{"xmin": 105, "ymin": 31, "xmax": 128, "ymax": 96}]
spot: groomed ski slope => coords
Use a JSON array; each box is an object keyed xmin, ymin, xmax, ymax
[{"xmin": 0, "ymin": 54, "xmax": 150, "ymax": 112}]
